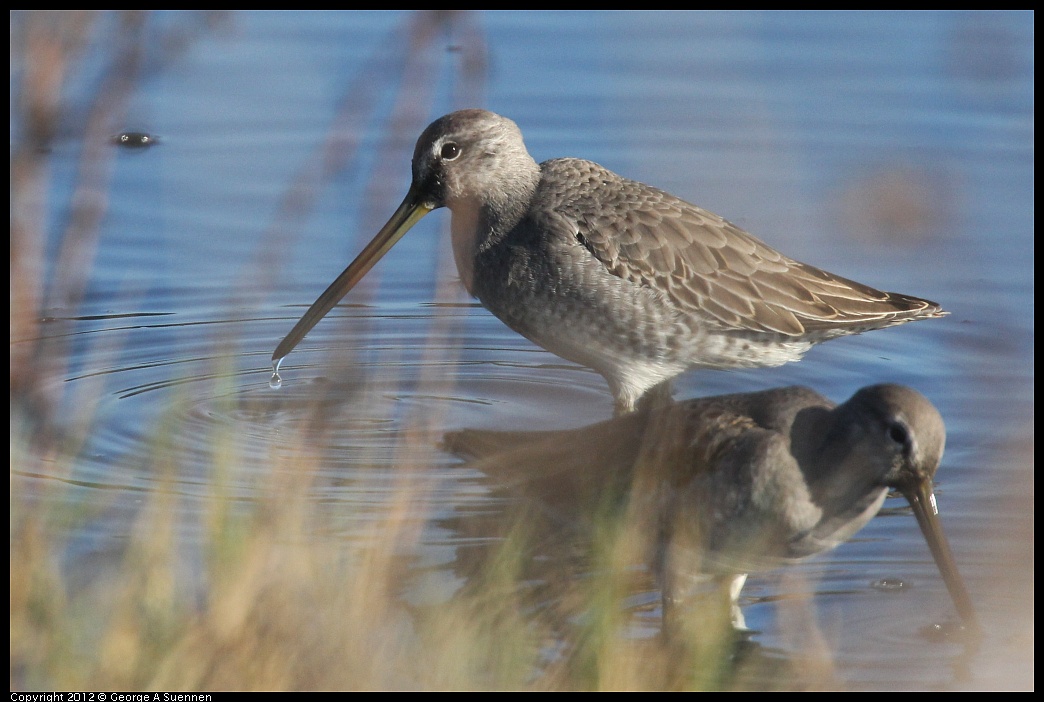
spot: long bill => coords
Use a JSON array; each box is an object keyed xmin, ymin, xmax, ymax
[
  {"xmin": 272, "ymin": 185, "xmax": 434, "ymax": 363},
  {"xmin": 902, "ymin": 477, "xmax": 980, "ymax": 633}
]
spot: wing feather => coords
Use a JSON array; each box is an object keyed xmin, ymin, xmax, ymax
[{"xmin": 540, "ymin": 158, "xmax": 943, "ymax": 337}]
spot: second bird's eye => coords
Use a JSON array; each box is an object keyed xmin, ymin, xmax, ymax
[
  {"xmin": 440, "ymin": 142, "xmax": 461, "ymax": 160},
  {"xmin": 887, "ymin": 421, "xmax": 911, "ymax": 450}
]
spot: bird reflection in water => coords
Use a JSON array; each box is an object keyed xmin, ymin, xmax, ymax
[{"xmin": 441, "ymin": 383, "xmax": 978, "ymax": 676}]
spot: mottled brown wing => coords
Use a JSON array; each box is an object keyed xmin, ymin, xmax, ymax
[{"xmin": 550, "ymin": 160, "xmax": 943, "ymax": 337}]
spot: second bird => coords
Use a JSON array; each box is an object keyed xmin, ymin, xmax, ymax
[{"xmin": 273, "ymin": 110, "xmax": 945, "ymax": 413}]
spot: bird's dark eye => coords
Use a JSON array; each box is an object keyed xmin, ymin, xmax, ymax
[
  {"xmin": 888, "ymin": 421, "xmax": 910, "ymax": 448},
  {"xmin": 440, "ymin": 142, "xmax": 461, "ymax": 160}
]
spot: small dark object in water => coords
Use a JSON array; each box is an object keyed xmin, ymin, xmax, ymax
[
  {"xmin": 112, "ymin": 131, "xmax": 159, "ymax": 149},
  {"xmin": 872, "ymin": 578, "xmax": 910, "ymax": 592}
]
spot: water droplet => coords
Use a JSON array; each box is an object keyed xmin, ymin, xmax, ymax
[{"xmin": 270, "ymin": 359, "xmax": 283, "ymax": 389}]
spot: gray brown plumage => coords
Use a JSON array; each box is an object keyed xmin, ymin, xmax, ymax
[
  {"xmin": 443, "ymin": 384, "xmax": 978, "ymax": 633},
  {"xmin": 274, "ymin": 110, "xmax": 945, "ymax": 412}
]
